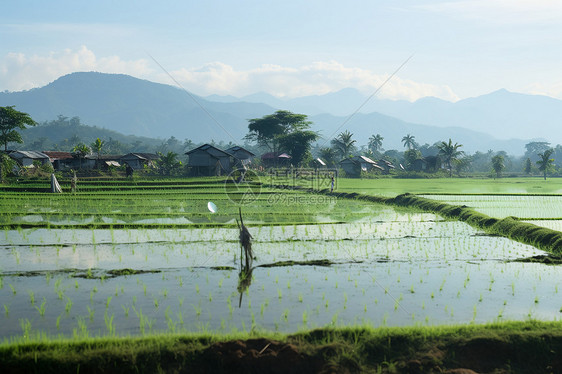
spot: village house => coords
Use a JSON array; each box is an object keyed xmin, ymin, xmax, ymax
[
  {"xmin": 339, "ymin": 155, "xmax": 383, "ymax": 177},
  {"xmin": 225, "ymin": 146, "xmax": 255, "ymax": 168},
  {"xmin": 376, "ymin": 159, "xmax": 396, "ymax": 175},
  {"xmin": 8, "ymin": 150, "xmax": 51, "ymax": 168},
  {"xmin": 120, "ymin": 153, "xmax": 160, "ymax": 170},
  {"xmin": 185, "ymin": 144, "xmax": 238, "ymax": 176},
  {"xmin": 42, "ymin": 151, "xmax": 76, "ymax": 170}
]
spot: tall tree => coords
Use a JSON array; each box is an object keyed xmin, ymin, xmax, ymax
[
  {"xmin": 525, "ymin": 141, "xmax": 551, "ymax": 158},
  {"xmin": 90, "ymin": 138, "xmax": 105, "ymax": 161},
  {"xmin": 401, "ymin": 134, "xmax": 417, "ymax": 150},
  {"xmin": 536, "ymin": 148, "xmax": 554, "ymax": 180},
  {"xmin": 331, "ymin": 130, "xmax": 356, "ymax": 158},
  {"xmin": 278, "ymin": 130, "xmax": 318, "ymax": 166},
  {"xmin": 368, "ymin": 134, "xmax": 384, "ymax": 153},
  {"xmin": 245, "ymin": 110, "xmax": 311, "ymax": 154},
  {"xmin": 491, "ymin": 154, "xmax": 505, "ymax": 178},
  {"xmin": 245, "ymin": 110, "xmax": 316, "ymax": 167},
  {"xmin": 437, "ymin": 139, "xmax": 464, "ymax": 177},
  {"xmin": 0, "ymin": 106, "xmax": 37, "ymax": 151}
]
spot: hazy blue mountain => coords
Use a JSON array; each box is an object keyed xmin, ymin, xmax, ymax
[
  {"xmin": 309, "ymin": 112, "xmax": 530, "ymax": 155},
  {"xmin": 0, "ymin": 72, "xmax": 273, "ymax": 143},
  {"xmin": 0, "ymin": 72, "xmax": 541, "ymax": 154},
  {"xmin": 216, "ymin": 87, "xmax": 562, "ymax": 146}
]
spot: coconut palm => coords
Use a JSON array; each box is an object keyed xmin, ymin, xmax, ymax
[
  {"xmin": 368, "ymin": 134, "xmax": 384, "ymax": 153},
  {"xmin": 331, "ymin": 130, "xmax": 357, "ymax": 158},
  {"xmin": 437, "ymin": 139, "xmax": 464, "ymax": 177},
  {"xmin": 536, "ymin": 148, "xmax": 554, "ymax": 180},
  {"xmin": 90, "ymin": 138, "xmax": 105, "ymax": 161},
  {"xmin": 401, "ymin": 134, "xmax": 416, "ymax": 150},
  {"xmin": 71, "ymin": 143, "xmax": 92, "ymax": 169}
]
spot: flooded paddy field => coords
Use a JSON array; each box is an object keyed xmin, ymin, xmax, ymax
[{"xmin": 1, "ymin": 178, "xmax": 561, "ymax": 343}]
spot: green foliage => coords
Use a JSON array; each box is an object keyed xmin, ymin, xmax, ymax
[
  {"xmin": 524, "ymin": 157, "xmax": 533, "ymax": 175},
  {"xmin": 91, "ymin": 138, "xmax": 105, "ymax": 160},
  {"xmin": 331, "ymin": 130, "xmax": 356, "ymax": 158},
  {"xmin": 71, "ymin": 143, "xmax": 92, "ymax": 169},
  {"xmin": 403, "ymin": 149, "xmax": 421, "ymax": 170},
  {"xmin": 1, "ymin": 152, "xmax": 16, "ymax": 182},
  {"xmin": 157, "ymin": 151, "xmax": 182, "ymax": 176},
  {"xmin": 368, "ymin": 134, "xmax": 384, "ymax": 153},
  {"xmin": 0, "ymin": 106, "xmax": 37, "ymax": 151},
  {"xmin": 401, "ymin": 134, "xmax": 417, "ymax": 150},
  {"xmin": 536, "ymin": 148, "xmax": 554, "ymax": 180},
  {"xmin": 437, "ymin": 139, "xmax": 464, "ymax": 177},
  {"xmin": 245, "ymin": 110, "xmax": 317, "ymax": 166},
  {"xmin": 491, "ymin": 154, "xmax": 505, "ymax": 178}
]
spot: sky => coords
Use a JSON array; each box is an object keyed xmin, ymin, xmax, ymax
[{"xmin": 2, "ymin": 0, "xmax": 562, "ymax": 102}]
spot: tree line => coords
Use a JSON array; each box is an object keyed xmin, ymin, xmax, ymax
[{"xmin": 1, "ymin": 106, "xmax": 560, "ymax": 179}]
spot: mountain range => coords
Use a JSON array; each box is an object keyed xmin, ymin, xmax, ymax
[{"xmin": 1, "ymin": 72, "xmax": 560, "ymax": 155}]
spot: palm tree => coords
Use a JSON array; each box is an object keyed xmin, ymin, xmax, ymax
[
  {"xmin": 536, "ymin": 149, "xmax": 554, "ymax": 180},
  {"xmin": 331, "ymin": 130, "xmax": 356, "ymax": 158},
  {"xmin": 71, "ymin": 143, "xmax": 92, "ymax": 169},
  {"xmin": 437, "ymin": 139, "xmax": 464, "ymax": 177},
  {"xmin": 368, "ymin": 134, "xmax": 384, "ymax": 153},
  {"xmin": 402, "ymin": 134, "xmax": 416, "ymax": 150},
  {"xmin": 90, "ymin": 138, "xmax": 105, "ymax": 162}
]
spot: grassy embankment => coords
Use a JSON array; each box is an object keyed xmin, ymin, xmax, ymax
[
  {"xmin": 1, "ymin": 321, "xmax": 562, "ymax": 373},
  {"xmin": 272, "ymin": 178, "xmax": 562, "ymax": 256}
]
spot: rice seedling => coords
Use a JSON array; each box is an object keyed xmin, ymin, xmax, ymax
[
  {"xmin": 35, "ymin": 297, "xmax": 47, "ymax": 318},
  {"xmin": 28, "ymin": 290, "xmax": 35, "ymax": 305}
]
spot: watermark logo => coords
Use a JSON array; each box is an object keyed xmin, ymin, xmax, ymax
[
  {"xmin": 224, "ymin": 168, "xmax": 262, "ymax": 205},
  {"xmin": 268, "ymin": 168, "xmax": 338, "ymax": 191},
  {"xmin": 225, "ymin": 167, "xmax": 338, "ymax": 206}
]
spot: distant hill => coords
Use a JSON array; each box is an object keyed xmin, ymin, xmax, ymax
[
  {"xmin": 0, "ymin": 72, "xmax": 274, "ymax": 143},
  {"xmin": 209, "ymin": 88, "xmax": 562, "ymax": 147},
  {"xmin": 0, "ymin": 72, "xmax": 544, "ymax": 154}
]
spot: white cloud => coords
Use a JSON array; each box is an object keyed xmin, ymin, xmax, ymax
[
  {"xmin": 162, "ymin": 60, "xmax": 460, "ymax": 102},
  {"xmin": 526, "ymin": 81, "xmax": 562, "ymax": 100},
  {"xmin": 417, "ymin": 0, "xmax": 562, "ymax": 24},
  {"xmin": 0, "ymin": 46, "xmax": 150, "ymax": 92}
]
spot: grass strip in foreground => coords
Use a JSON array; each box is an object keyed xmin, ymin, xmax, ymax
[{"xmin": 1, "ymin": 321, "xmax": 561, "ymax": 373}]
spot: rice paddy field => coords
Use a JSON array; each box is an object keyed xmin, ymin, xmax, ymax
[{"xmin": 1, "ymin": 176, "xmax": 562, "ymax": 349}]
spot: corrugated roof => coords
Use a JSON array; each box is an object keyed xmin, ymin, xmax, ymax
[
  {"xmin": 185, "ymin": 144, "xmax": 233, "ymax": 158},
  {"xmin": 43, "ymin": 151, "xmax": 73, "ymax": 160},
  {"xmin": 121, "ymin": 153, "xmax": 160, "ymax": 160},
  {"xmin": 9, "ymin": 151, "xmax": 49, "ymax": 159},
  {"xmin": 226, "ymin": 146, "xmax": 255, "ymax": 157}
]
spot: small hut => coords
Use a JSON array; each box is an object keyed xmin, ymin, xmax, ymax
[
  {"xmin": 43, "ymin": 151, "xmax": 75, "ymax": 171},
  {"xmin": 339, "ymin": 156, "xmax": 382, "ymax": 177},
  {"xmin": 185, "ymin": 144, "xmax": 238, "ymax": 176},
  {"xmin": 226, "ymin": 146, "xmax": 255, "ymax": 168},
  {"xmin": 8, "ymin": 151, "xmax": 51, "ymax": 168},
  {"xmin": 376, "ymin": 159, "xmax": 396, "ymax": 174},
  {"xmin": 261, "ymin": 152, "xmax": 292, "ymax": 168},
  {"xmin": 120, "ymin": 153, "xmax": 160, "ymax": 170}
]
